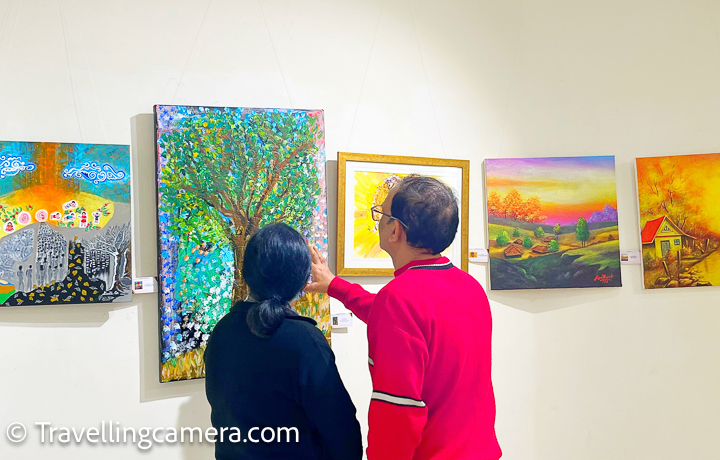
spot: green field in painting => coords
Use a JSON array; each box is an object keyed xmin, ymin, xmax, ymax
[{"xmin": 489, "ymin": 219, "xmax": 621, "ymax": 289}]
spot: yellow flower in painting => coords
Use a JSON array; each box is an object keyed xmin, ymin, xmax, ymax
[
  {"xmin": 352, "ymin": 171, "xmax": 452, "ymax": 260},
  {"xmin": 353, "ymin": 172, "xmax": 407, "ymax": 259}
]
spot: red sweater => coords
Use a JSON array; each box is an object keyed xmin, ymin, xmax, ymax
[{"xmin": 328, "ymin": 257, "xmax": 501, "ymax": 460}]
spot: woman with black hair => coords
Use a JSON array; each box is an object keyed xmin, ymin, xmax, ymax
[{"xmin": 204, "ymin": 222, "xmax": 363, "ymax": 460}]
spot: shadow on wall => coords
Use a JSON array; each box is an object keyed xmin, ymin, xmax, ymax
[
  {"xmin": 488, "ymin": 264, "xmax": 717, "ymax": 314},
  {"xmin": 130, "ymin": 113, "xmax": 212, "ymax": 402},
  {"xmin": 0, "ymin": 301, "xmax": 123, "ymax": 326},
  {"xmin": 488, "ymin": 286, "xmax": 624, "ymax": 314},
  {"xmin": 177, "ymin": 393, "xmax": 215, "ymax": 460},
  {"xmin": 327, "ymin": 160, "xmax": 338, "ymax": 272}
]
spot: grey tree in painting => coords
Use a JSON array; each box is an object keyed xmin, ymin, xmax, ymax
[{"xmin": 84, "ymin": 222, "xmax": 131, "ymax": 293}]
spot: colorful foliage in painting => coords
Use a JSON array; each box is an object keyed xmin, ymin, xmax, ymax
[
  {"xmin": 0, "ymin": 141, "xmax": 131, "ymax": 306},
  {"xmin": 485, "ymin": 156, "xmax": 621, "ymax": 290},
  {"xmin": 155, "ymin": 105, "xmax": 330, "ymax": 383},
  {"xmin": 636, "ymin": 153, "xmax": 720, "ymax": 289}
]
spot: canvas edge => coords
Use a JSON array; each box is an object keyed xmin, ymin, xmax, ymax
[{"xmin": 152, "ymin": 105, "xmax": 172, "ymax": 383}]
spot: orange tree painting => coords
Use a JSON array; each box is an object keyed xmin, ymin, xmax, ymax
[
  {"xmin": 155, "ymin": 105, "xmax": 330, "ymax": 382},
  {"xmin": 636, "ymin": 153, "xmax": 720, "ymax": 289},
  {"xmin": 485, "ymin": 156, "xmax": 621, "ymax": 290},
  {"xmin": 0, "ymin": 141, "xmax": 131, "ymax": 306}
]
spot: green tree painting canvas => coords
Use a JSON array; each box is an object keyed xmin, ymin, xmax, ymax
[{"xmin": 155, "ymin": 105, "xmax": 330, "ymax": 382}]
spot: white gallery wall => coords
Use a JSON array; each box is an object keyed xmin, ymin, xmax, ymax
[{"xmin": 0, "ymin": 0, "xmax": 718, "ymax": 459}]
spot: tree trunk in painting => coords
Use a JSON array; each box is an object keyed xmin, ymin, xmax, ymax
[{"xmin": 231, "ymin": 232, "xmax": 251, "ymax": 303}]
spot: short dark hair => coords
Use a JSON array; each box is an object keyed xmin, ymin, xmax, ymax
[
  {"xmin": 242, "ymin": 222, "xmax": 311, "ymax": 337},
  {"xmin": 390, "ymin": 176, "xmax": 459, "ymax": 254}
]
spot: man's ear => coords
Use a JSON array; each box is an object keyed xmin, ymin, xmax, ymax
[{"xmin": 387, "ymin": 219, "xmax": 403, "ymax": 244}]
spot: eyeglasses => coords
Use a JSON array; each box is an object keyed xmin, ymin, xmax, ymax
[{"xmin": 370, "ymin": 205, "xmax": 409, "ymax": 230}]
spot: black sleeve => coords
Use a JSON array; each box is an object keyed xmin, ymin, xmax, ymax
[{"xmin": 299, "ymin": 330, "xmax": 364, "ymax": 460}]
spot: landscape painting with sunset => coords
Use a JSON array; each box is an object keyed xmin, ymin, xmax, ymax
[{"xmin": 485, "ymin": 156, "xmax": 621, "ymax": 290}]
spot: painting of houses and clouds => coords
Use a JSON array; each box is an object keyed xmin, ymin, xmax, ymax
[
  {"xmin": 0, "ymin": 141, "xmax": 132, "ymax": 306},
  {"xmin": 636, "ymin": 153, "xmax": 720, "ymax": 289},
  {"xmin": 485, "ymin": 156, "xmax": 621, "ymax": 290}
]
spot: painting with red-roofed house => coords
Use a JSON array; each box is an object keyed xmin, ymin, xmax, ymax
[{"xmin": 637, "ymin": 153, "xmax": 720, "ymax": 289}]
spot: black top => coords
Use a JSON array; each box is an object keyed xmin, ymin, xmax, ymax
[{"xmin": 204, "ymin": 301, "xmax": 363, "ymax": 460}]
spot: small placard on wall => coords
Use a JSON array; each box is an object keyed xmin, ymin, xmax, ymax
[
  {"xmin": 331, "ymin": 312, "xmax": 353, "ymax": 328},
  {"xmin": 133, "ymin": 277, "xmax": 157, "ymax": 293},
  {"xmin": 469, "ymin": 248, "xmax": 489, "ymax": 263},
  {"xmin": 621, "ymin": 250, "xmax": 641, "ymax": 265}
]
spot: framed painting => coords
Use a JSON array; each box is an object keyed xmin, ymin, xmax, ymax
[
  {"xmin": 485, "ymin": 156, "xmax": 622, "ymax": 290},
  {"xmin": 636, "ymin": 153, "xmax": 719, "ymax": 289},
  {"xmin": 155, "ymin": 105, "xmax": 330, "ymax": 383},
  {"xmin": 0, "ymin": 140, "xmax": 132, "ymax": 306},
  {"xmin": 336, "ymin": 152, "xmax": 469, "ymax": 276}
]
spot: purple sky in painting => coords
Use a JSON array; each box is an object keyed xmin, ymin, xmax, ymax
[
  {"xmin": 485, "ymin": 156, "xmax": 616, "ymax": 176},
  {"xmin": 485, "ymin": 155, "xmax": 618, "ymax": 225}
]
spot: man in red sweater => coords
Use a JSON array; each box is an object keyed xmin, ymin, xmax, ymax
[{"xmin": 307, "ymin": 176, "xmax": 501, "ymax": 460}]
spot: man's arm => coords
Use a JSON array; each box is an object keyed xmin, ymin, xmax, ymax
[
  {"xmin": 306, "ymin": 246, "xmax": 375, "ymax": 323},
  {"xmin": 327, "ymin": 277, "xmax": 375, "ymax": 323}
]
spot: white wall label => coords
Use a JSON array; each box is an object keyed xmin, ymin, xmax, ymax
[
  {"xmin": 331, "ymin": 313, "xmax": 353, "ymax": 328},
  {"xmin": 621, "ymin": 250, "xmax": 641, "ymax": 265},
  {"xmin": 469, "ymin": 248, "xmax": 489, "ymax": 263},
  {"xmin": 132, "ymin": 277, "xmax": 157, "ymax": 293}
]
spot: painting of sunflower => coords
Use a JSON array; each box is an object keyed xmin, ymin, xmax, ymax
[
  {"xmin": 353, "ymin": 172, "xmax": 407, "ymax": 258},
  {"xmin": 337, "ymin": 152, "xmax": 469, "ymax": 276}
]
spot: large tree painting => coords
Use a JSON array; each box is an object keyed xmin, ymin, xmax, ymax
[
  {"xmin": 155, "ymin": 105, "xmax": 330, "ymax": 383},
  {"xmin": 485, "ymin": 156, "xmax": 622, "ymax": 290},
  {"xmin": 636, "ymin": 153, "xmax": 720, "ymax": 289},
  {"xmin": 0, "ymin": 141, "xmax": 131, "ymax": 306}
]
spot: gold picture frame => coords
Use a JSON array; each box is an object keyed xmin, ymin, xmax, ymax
[{"xmin": 336, "ymin": 152, "xmax": 469, "ymax": 276}]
